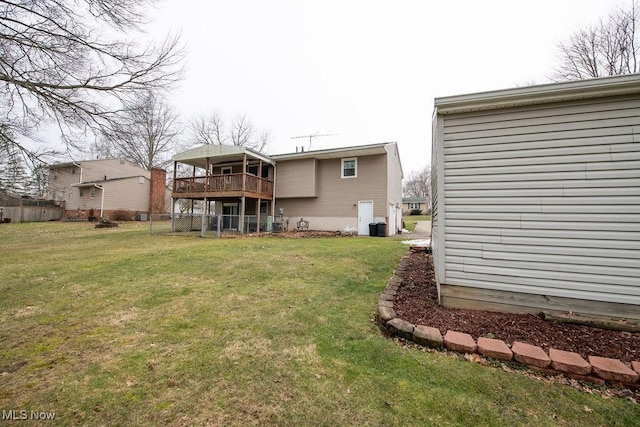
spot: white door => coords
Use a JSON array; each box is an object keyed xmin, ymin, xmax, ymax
[
  {"xmin": 388, "ymin": 203, "xmax": 396, "ymax": 236},
  {"xmin": 358, "ymin": 201, "xmax": 374, "ymax": 235},
  {"xmin": 222, "ymin": 203, "xmax": 239, "ymax": 230}
]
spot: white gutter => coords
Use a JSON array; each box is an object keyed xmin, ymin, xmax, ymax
[{"xmin": 271, "ymin": 161, "xmax": 277, "ymax": 219}]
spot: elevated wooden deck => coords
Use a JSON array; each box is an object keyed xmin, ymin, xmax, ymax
[{"xmin": 172, "ymin": 173, "xmax": 274, "ymax": 199}]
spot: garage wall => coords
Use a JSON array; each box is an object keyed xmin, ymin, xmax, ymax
[{"xmin": 434, "ymin": 94, "xmax": 640, "ymax": 319}]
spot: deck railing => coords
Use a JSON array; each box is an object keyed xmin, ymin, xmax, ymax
[{"xmin": 173, "ymin": 173, "xmax": 273, "ymax": 197}]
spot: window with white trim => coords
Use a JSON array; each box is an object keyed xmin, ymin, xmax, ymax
[
  {"xmin": 341, "ymin": 158, "xmax": 357, "ymax": 178},
  {"xmin": 408, "ymin": 202, "xmax": 421, "ymax": 209}
]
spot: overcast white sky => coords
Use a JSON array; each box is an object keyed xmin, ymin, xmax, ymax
[{"xmin": 148, "ymin": 0, "xmax": 624, "ymax": 175}]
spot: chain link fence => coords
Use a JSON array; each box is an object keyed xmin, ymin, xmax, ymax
[
  {"xmin": 149, "ymin": 214, "xmax": 222, "ymax": 237},
  {"xmin": 150, "ymin": 214, "xmax": 273, "ymax": 237}
]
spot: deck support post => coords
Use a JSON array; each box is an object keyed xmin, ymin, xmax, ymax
[
  {"xmin": 172, "ymin": 161, "xmax": 177, "ymax": 192},
  {"xmin": 170, "ymin": 196, "xmax": 175, "ymax": 233},
  {"xmin": 242, "ymin": 154, "xmax": 247, "ymax": 192},
  {"xmin": 201, "ymin": 197, "xmax": 207, "ymax": 237},
  {"xmin": 256, "ymin": 198, "xmax": 261, "ymax": 232},
  {"xmin": 239, "ymin": 196, "xmax": 245, "ymax": 234}
]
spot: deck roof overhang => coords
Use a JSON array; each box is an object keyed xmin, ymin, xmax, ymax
[{"xmin": 173, "ymin": 145, "xmax": 273, "ymax": 169}]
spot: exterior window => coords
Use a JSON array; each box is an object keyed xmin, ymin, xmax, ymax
[
  {"xmin": 341, "ymin": 158, "xmax": 357, "ymax": 178},
  {"xmin": 409, "ymin": 202, "xmax": 421, "ymax": 209},
  {"xmin": 90, "ymin": 188, "xmax": 96, "ymax": 199},
  {"xmin": 79, "ymin": 188, "xmax": 84, "ymax": 197}
]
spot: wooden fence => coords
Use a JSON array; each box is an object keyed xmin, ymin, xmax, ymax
[{"xmin": 1, "ymin": 206, "xmax": 63, "ymax": 223}]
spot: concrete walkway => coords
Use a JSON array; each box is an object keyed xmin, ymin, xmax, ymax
[
  {"xmin": 411, "ymin": 221, "xmax": 431, "ymax": 238},
  {"xmin": 391, "ymin": 220, "xmax": 431, "ymax": 240}
]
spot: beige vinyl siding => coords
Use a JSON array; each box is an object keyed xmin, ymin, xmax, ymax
[
  {"xmin": 48, "ymin": 166, "xmax": 81, "ymax": 205},
  {"xmin": 275, "ymin": 158, "xmax": 317, "ymax": 197},
  {"xmin": 385, "ymin": 143, "xmax": 403, "ymax": 209},
  {"xmin": 103, "ymin": 177, "xmax": 150, "ymax": 211},
  {"xmin": 80, "ymin": 159, "xmax": 150, "ymax": 182},
  {"xmin": 436, "ymin": 93, "xmax": 640, "ymax": 316},
  {"xmin": 276, "ymin": 154, "xmax": 387, "ymax": 218},
  {"xmin": 48, "ymin": 159, "xmax": 159, "ymax": 216}
]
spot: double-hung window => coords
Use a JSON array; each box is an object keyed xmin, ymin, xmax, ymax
[{"xmin": 341, "ymin": 158, "xmax": 357, "ymax": 178}]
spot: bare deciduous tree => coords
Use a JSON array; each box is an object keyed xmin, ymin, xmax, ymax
[
  {"xmin": 552, "ymin": 1, "xmax": 639, "ymax": 80},
  {"xmin": 101, "ymin": 93, "xmax": 183, "ymax": 170},
  {"xmin": 0, "ymin": 0, "xmax": 183, "ymax": 162},
  {"xmin": 189, "ymin": 111, "xmax": 227, "ymax": 145},
  {"xmin": 403, "ymin": 165, "xmax": 431, "ymax": 206},
  {"xmin": 189, "ymin": 111, "xmax": 271, "ymax": 152}
]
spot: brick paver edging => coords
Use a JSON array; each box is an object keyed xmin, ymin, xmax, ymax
[{"xmin": 378, "ymin": 252, "xmax": 640, "ymax": 389}]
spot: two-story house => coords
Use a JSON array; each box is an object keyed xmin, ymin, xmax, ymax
[
  {"xmin": 170, "ymin": 142, "xmax": 404, "ymax": 235},
  {"xmin": 48, "ymin": 158, "xmax": 170, "ymax": 219}
]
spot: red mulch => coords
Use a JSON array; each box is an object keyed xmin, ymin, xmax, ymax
[{"xmin": 394, "ymin": 252, "xmax": 640, "ymax": 364}]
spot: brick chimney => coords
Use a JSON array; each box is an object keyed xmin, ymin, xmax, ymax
[{"xmin": 149, "ymin": 168, "xmax": 167, "ymax": 214}]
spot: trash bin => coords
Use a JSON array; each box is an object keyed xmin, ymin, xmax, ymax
[
  {"xmin": 368, "ymin": 223, "xmax": 377, "ymax": 237},
  {"xmin": 376, "ymin": 222, "xmax": 387, "ymax": 237}
]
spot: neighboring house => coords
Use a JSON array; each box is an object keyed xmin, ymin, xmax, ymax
[
  {"xmin": 431, "ymin": 74, "xmax": 640, "ymax": 321},
  {"xmin": 402, "ymin": 197, "xmax": 427, "ymax": 214},
  {"xmin": 170, "ymin": 142, "xmax": 404, "ymax": 235},
  {"xmin": 47, "ymin": 158, "xmax": 170, "ymax": 219}
]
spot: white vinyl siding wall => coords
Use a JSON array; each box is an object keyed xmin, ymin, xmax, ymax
[{"xmin": 435, "ymin": 93, "xmax": 640, "ymax": 315}]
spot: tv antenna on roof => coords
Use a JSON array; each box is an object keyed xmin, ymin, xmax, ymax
[{"xmin": 290, "ymin": 132, "xmax": 338, "ymax": 151}]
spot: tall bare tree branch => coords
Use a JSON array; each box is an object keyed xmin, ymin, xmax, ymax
[
  {"xmin": 552, "ymin": 1, "xmax": 639, "ymax": 81},
  {"xmin": 189, "ymin": 110, "xmax": 271, "ymax": 152},
  {"xmin": 0, "ymin": 0, "xmax": 184, "ymax": 166},
  {"xmin": 101, "ymin": 93, "xmax": 183, "ymax": 170},
  {"xmin": 403, "ymin": 165, "xmax": 431, "ymax": 206},
  {"xmin": 188, "ymin": 110, "xmax": 227, "ymax": 145}
]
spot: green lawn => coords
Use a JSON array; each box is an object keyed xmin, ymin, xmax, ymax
[
  {"xmin": 0, "ymin": 223, "xmax": 637, "ymax": 426},
  {"xmin": 403, "ymin": 215, "xmax": 431, "ymax": 232}
]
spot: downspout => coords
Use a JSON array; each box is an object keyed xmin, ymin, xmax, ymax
[
  {"xmin": 72, "ymin": 161, "xmax": 83, "ymax": 183},
  {"xmin": 73, "ymin": 161, "xmax": 83, "ymax": 217},
  {"xmin": 271, "ymin": 161, "xmax": 277, "ymax": 218},
  {"xmin": 97, "ymin": 184, "xmax": 105, "ymax": 218}
]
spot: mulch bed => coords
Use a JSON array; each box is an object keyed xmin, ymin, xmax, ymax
[
  {"xmin": 394, "ymin": 251, "xmax": 640, "ymax": 364},
  {"xmin": 231, "ymin": 231, "xmax": 352, "ymax": 238}
]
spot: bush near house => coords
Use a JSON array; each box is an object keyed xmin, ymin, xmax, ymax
[
  {"xmin": 111, "ymin": 210, "xmax": 133, "ymax": 221},
  {"xmin": 409, "ymin": 209, "xmax": 422, "ymax": 215}
]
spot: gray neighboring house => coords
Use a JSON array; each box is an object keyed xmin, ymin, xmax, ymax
[{"xmin": 431, "ymin": 74, "xmax": 640, "ymax": 321}]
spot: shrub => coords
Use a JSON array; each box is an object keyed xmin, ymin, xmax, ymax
[
  {"xmin": 409, "ymin": 209, "xmax": 422, "ymax": 216},
  {"xmin": 111, "ymin": 210, "xmax": 133, "ymax": 221}
]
